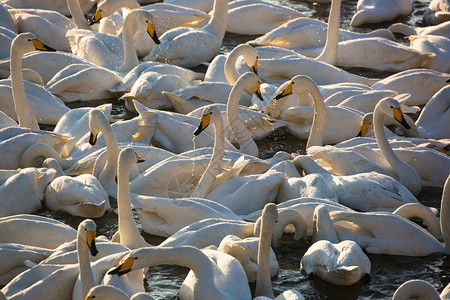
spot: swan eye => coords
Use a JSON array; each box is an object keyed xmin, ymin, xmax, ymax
[
  {"xmin": 390, "ymin": 106, "xmax": 393, "ymax": 109},
  {"xmin": 209, "ymin": 112, "xmax": 212, "ymax": 115},
  {"xmin": 146, "ymin": 20, "xmax": 148, "ymax": 23}
]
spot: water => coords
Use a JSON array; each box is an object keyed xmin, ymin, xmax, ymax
[{"xmin": 33, "ymin": 0, "xmax": 450, "ymax": 299}]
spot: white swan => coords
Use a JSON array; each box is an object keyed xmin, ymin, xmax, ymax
[
  {"xmin": 66, "ymin": 9, "xmax": 160, "ymax": 72},
  {"xmin": 0, "ymin": 33, "xmax": 69, "ymax": 127},
  {"xmin": 409, "ymin": 34, "xmax": 450, "ymax": 73},
  {"xmin": 86, "ymin": 285, "xmax": 155, "ymax": 300},
  {"xmin": 370, "ymin": 69, "xmax": 449, "ymax": 106},
  {"xmin": 350, "ymin": 0, "xmax": 412, "ymax": 26},
  {"xmin": 293, "ymin": 155, "xmax": 421, "ymax": 212},
  {"xmin": 300, "ymin": 205, "xmax": 371, "ymax": 286},
  {"xmin": 0, "ymin": 214, "xmax": 76, "ymax": 249},
  {"xmin": 1, "ymin": 219, "xmax": 99, "ymax": 300},
  {"xmin": 392, "ymin": 279, "xmax": 450, "ymax": 300},
  {"xmin": 264, "ymin": 75, "xmax": 364, "ymax": 146},
  {"xmin": 388, "ymin": 20, "xmax": 450, "ymax": 38},
  {"xmin": 1, "ymin": 0, "xmax": 96, "ymax": 16},
  {"xmin": 43, "ymin": 158, "xmax": 110, "ymax": 218},
  {"xmin": 145, "ymin": 0, "xmax": 228, "ymax": 67},
  {"xmin": 423, "ymin": 0, "xmax": 450, "ymax": 25},
  {"xmin": 108, "ymin": 245, "xmax": 250, "ymax": 300},
  {"xmin": 0, "ymin": 4, "xmax": 17, "ymax": 33}
]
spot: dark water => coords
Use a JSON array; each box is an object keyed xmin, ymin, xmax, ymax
[{"xmin": 35, "ymin": 0, "xmax": 450, "ymax": 299}]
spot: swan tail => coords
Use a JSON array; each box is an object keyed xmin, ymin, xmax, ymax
[
  {"xmin": 387, "ymin": 23, "xmax": 417, "ymax": 36},
  {"xmin": 162, "ymin": 91, "xmax": 194, "ymax": 114}
]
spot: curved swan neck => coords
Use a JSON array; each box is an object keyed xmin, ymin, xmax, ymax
[
  {"xmin": 97, "ymin": 119, "xmax": 119, "ymax": 185},
  {"xmin": 117, "ymin": 152, "xmax": 144, "ymax": 248},
  {"xmin": 204, "ymin": 0, "xmax": 228, "ymax": 38},
  {"xmin": 315, "ymin": 0, "xmax": 341, "ymax": 64},
  {"xmin": 392, "ymin": 280, "xmax": 441, "ymax": 300},
  {"xmin": 117, "ymin": 10, "xmax": 140, "ymax": 72},
  {"xmin": 304, "ymin": 80, "xmax": 326, "ymax": 149},
  {"xmin": 224, "ymin": 45, "xmax": 254, "ymax": 85},
  {"xmin": 10, "ymin": 39, "xmax": 39, "ymax": 130},
  {"xmin": 226, "ymin": 78, "xmax": 259, "ymax": 157},
  {"xmin": 441, "ymin": 176, "xmax": 450, "ymax": 251},
  {"xmin": 20, "ymin": 143, "xmax": 72, "ymax": 170},
  {"xmin": 68, "ymin": 0, "xmax": 91, "ymax": 30},
  {"xmin": 312, "ymin": 205, "xmax": 339, "ymax": 243},
  {"xmin": 77, "ymin": 229, "xmax": 95, "ymax": 299},
  {"xmin": 191, "ymin": 112, "xmax": 225, "ymax": 198}
]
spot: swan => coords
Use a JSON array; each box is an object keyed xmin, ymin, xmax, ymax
[
  {"xmin": 66, "ymin": 9, "xmax": 160, "ymax": 72},
  {"xmin": 0, "ymin": 167, "xmax": 56, "ymax": 217},
  {"xmin": 388, "ymin": 20, "xmax": 450, "ymax": 38},
  {"xmin": 86, "ymin": 285, "xmax": 156, "ymax": 300},
  {"xmin": 43, "ymin": 158, "xmax": 110, "ymax": 218},
  {"xmin": 226, "ymin": 0, "xmax": 305, "ymax": 35},
  {"xmin": 392, "ymin": 279, "xmax": 450, "ymax": 300},
  {"xmin": 1, "ymin": 219, "xmax": 99, "ymax": 300},
  {"xmin": 108, "ymin": 245, "xmax": 251, "ymax": 300},
  {"xmin": 350, "ymin": 0, "xmax": 412, "ymax": 26},
  {"xmin": 329, "ymin": 180, "xmax": 449, "ymax": 256},
  {"xmin": 423, "ymin": 0, "xmax": 450, "ymax": 25},
  {"xmin": 1, "ymin": 0, "xmax": 96, "ymax": 16},
  {"xmin": 254, "ymin": 203, "xmax": 304, "ymax": 299},
  {"xmin": 0, "ymin": 27, "xmax": 17, "ymax": 60},
  {"xmin": 8, "ymin": 0, "xmax": 92, "ymax": 52},
  {"xmin": 0, "ymin": 33, "xmax": 69, "ymax": 127},
  {"xmin": 293, "ymin": 155, "xmax": 421, "ymax": 212},
  {"xmin": 300, "ymin": 205, "xmax": 371, "ymax": 286},
  {"xmin": 264, "ymin": 75, "xmax": 364, "ymax": 146},
  {"xmin": 0, "ymin": 4, "xmax": 17, "ymax": 33},
  {"xmin": 409, "ymin": 34, "xmax": 450, "ymax": 73},
  {"xmin": 145, "ymin": 0, "xmax": 228, "ymax": 67},
  {"xmin": 0, "ymin": 214, "xmax": 76, "ymax": 249},
  {"xmin": 370, "ymin": 69, "xmax": 449, "ymax": 106}
]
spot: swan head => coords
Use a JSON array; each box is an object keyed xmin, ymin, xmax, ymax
[
  {"xmin": 357, "ymin": 113, "xmax": 373, "ymax": 137},
  {"xmin": 88, "ymin": 109, "xmax": 109, "ymax": 146},
  {"xmin": 129, "ymin": 9, "xmax": 160, "ymax": 45},
  {"xmin": 78, "ymin": 219, "xmax": 99, "ymax": 256},
  {"xmin": 377, "ymin": 97, "xmax": 410, "ymax": 130},
  {"xmin": 86, "ymin": 285, "xmax": 129, "ymax": 300},
  {"xmin": 239, "ymin": 72, "xmax": 263, "ymax": 101},
  {"xmin": 13, "ymin": 33, "xmax": 56, "ymax": 55},
  {"xmin": 273, "ymin": 75, "xmax": 316, "ymax": 100},
  {"xmin": 231, "ymin": 43, "xmax": 259, "ymax": 75},
  {"xmin": 119, "ymin": 147, "xmax": 145, "ymax": 170},
  {"xmin": 193, "ymin": 106, "xmax": 221, "ymax": 136},
  {"xmin": 108, "ymin": 253, "xmax": 139, "ymax": 276}
]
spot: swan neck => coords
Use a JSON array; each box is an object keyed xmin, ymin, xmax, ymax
[
  {"xmin": 227, "ymin": 81, "xmax": 259, "ymax": 157},
  {"xmin": 20, "ymin": 143, "xmax": 63, "ymax": 169},
  {"xmin": 315, "ymin": 0, "xmax": 341, "ymax": 64},
  {"xmin": 77, "ymin": 232, "xmax": 95, "ymax": 299},
  {"xmin": 305, "ymin": 83, "xmax": 326, "ymax": 149},
  {"xmin": 392, "ymin": 280, "xmax": 441, "ymax": 300},
  {"xmin": 68, "ymin": 0, "xmax": 91, "ymax": 30},
  {"xmin": 98, "ymin": 121, "xmax": 119, "ymax": 185},
  {"xmin": 10, "ymin": 41, "xmax": 40, "ymax": 130},
  {"xmin": 204, "ymin": 0, "xmax": 228, "ymax": 38},
  {"xmin": 191, "ymin": 115, "xmax": 225, "ymax": 198},
  {"xmin": 117, "ymin": 11, "xmax": 139, "ymax": 72},
  {"xmin": 400, "ymin": 114, "xmax": 420, "ymax": 137},
  {"xmin": 117, "ymin": 157, "xmax": 143, "ymax": 248},
  {"xmin": 224, "ymin": 49, "xmax": 243, "ymax": 85},
  {"xmin": 441, "ymin": 177, "xmax": 450, "ymax": 251},
  {"xmin": 255, "ymin": 215, "xmax": 275, "ymax": 298}
]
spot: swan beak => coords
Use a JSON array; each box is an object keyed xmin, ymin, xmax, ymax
[
  {"xmin": 393, "ymin": 107, "xmax": 410, "ymax": 129},
  {"xmin": 147, "ymin": 22, "xmax": 160, "ymax": 44},
  {"xmin": 89, "ymin": 132, "xmax": 98, "ymax": 145},
  {"xmin": 108, "ymin": 257, "xmax": 137, "ymax": 276},
  {"xmin": 194, "ymin": 112, "xmax": 211, "ymax": 136},
  {"xmin": 274, "ymin": 82, "xmax": 293, "ymax": 100},
  {"xmin": 89, "ymin": 10, "xmax": 102, "ymax": 25},
  {"xmin": 357, "ymin": 122, "xmax": 370, "ymax": 137},
  {"xmin": 254, "ymin": 83, "xmax": 264, "ymax": 101},
  {"xmin": 31, "ymin": 39, "xmax": 56, "ymax": 52},
  {"xmin": 136, "ymin": 152, "xmax": 145, "ymax": 163},
  {"xmin": 86, "ymin": 230, "xmax": 98, "ymax": 256},
  {"xmin": 250, "ymin": 56, "xmax": 258, "ymax": 75}
]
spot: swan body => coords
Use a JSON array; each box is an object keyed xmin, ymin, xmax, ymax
[
  {"xmin": 0, "ymin": 4, "xmax": 17, "ymax": 33},
  {"xmin": 370, "ymin": 69, "xmax": 449, "ymax": 106},
  {"xmin": 423, "ymin": 0, "xmax": 450, "ymax": 25},
  {"xmin": 146, "ymin": 0, "xmax": 228, "ymax": 67},
  {"xmin": 0, "ymin": 214, "xmax": 76, "ymax": 249},
  {"xmin": 86, "ymin": 285, "xmax": 155, "ymax": 300},
  {"xmin": 393, "ymin": 279, "xmax": 450, "ymax": 300},
  {"xmin": 350, "ymin": 0, "xmax": 412, "ymax": 26},
  {"xmin": 409, "ymin": 34, "xmax": 450, "ymax": 73},
  {"xmin": 388, "ymin": 20, "xmax": 450, "ymax": 38},
  {"xmin": 300, "ymin": 205, "xmax": 371, "ymax": 286},
  {"xmin": 0, "ymin": 27, "xmax": 16, "ymax": 60},
  {"xmin": 1, "ymin": 0, "xmax": 96, "ymax": 16}
]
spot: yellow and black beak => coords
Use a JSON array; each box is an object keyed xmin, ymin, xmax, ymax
[
  {"xmin": 254, "ymin": 82, "xmax": 263, "ymax": 101},
  {"xmin": 89, "ymin": 9, "xmax": 102, "ymax": 25},
  {"xmin": 250, "ymin": 56, "xmax": 258, "ymax": 75},
  {"xmin": 194, "ymin": 112, "xmax": 212, "ymax": 136},
  {"xmin": 89, "ymin": 132, "xmax": 98, "ymax": 146},
  {"xmin": 136, "ymin": 152, "xmax": 145, "ymax": 163},
  {"xmin": 147, "ymin": 21, "xmax": 160, "ymax": 45},
  {"xmin": 86, "ymin": 229, "xmax": 98, "ymax": 256},
  {"xmin": 274, "ymin": 82, "xmax": 293, "ymax": 100},
  {"xmin": 357, "ymin": 122, "xmax": 370, "ymax": 137},
  {"xmin": 32, "ymin": 39, "xmax": 56, "ymax": 52},
  {"xmin": 108, "ymin": 257, "xmax": 137, "ymax": 276},
  {"xmin": 393, "ymin": 107, "xmax": 410, "ymax": 129}
]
